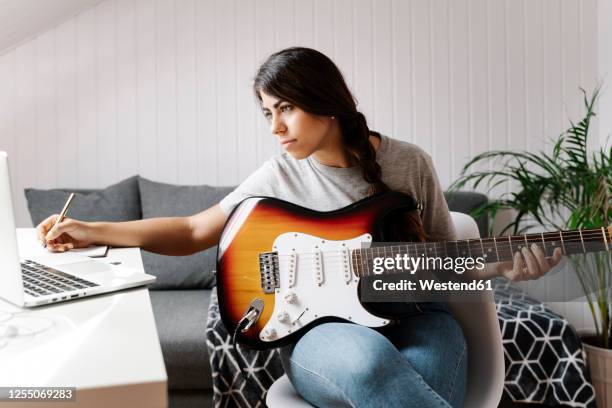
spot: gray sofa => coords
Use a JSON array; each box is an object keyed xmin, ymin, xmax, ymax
[{"xmin": 24, "ymin": 176, "xmax": 488, "ymax": 408}]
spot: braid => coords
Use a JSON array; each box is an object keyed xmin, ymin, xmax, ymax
[
  {"xmin": 341, "ymin": 112, "xmax": 389, "ymax": 196},
  {"xmin": 342, "ymin": 111, "xmax": 427, "ymax": 242}
]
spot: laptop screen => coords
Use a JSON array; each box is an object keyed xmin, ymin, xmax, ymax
[{"xmin": 0, "ymin": 152, "xmax": 26, "ymax": 306}]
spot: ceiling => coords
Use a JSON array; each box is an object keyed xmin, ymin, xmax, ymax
[{"xmin": 0, "ymin": 0, "xmax": 102, "ymax": 56}]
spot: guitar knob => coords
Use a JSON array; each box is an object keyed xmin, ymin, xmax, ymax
[
  {"xmin": 277, "ymin": 311, "xmax": 290, "ymax": 323},
  {"xmin": 261, "ymin": 328, "xmax": 277, "ymax": 340},
  {"xmin": 284, "ymin": 292, "xmax": 297, "ymax": 304}
]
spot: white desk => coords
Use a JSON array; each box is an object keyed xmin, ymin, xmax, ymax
[{"xmin": 0, "ymin": 229, "xmax": 167, "ymax": 408}]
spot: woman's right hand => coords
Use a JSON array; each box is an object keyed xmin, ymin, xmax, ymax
[{"xmin": 36, "ymin": 215, "xmax": 95, "ymax": 252}]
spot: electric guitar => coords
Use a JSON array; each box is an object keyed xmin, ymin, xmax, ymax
[{"xmin": 216, "ymin": 192, "xmax": 612, "ymax": 349}]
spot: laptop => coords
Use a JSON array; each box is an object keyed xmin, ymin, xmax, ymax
[{"xmin": 0, "ymin": 151, "xmax": 156, "ymax": 308}]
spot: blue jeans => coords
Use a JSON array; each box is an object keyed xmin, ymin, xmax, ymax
[{"xmin": 279, "ymin": 302, "xmax": 467, "ymax": 408}]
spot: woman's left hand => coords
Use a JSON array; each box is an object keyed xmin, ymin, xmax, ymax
[{"xmin": 496, "ymin": 244, "xmax": 563, "ymax": 282}]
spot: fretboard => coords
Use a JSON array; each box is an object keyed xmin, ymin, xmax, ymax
[{"xmin": 351, "ymin": 227, "xmax": 611, "ymax": 277}]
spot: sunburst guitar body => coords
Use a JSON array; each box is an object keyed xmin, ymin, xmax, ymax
[{"xmin": 216, "ymin": 192, "xmax": 418, "ymax": 349}]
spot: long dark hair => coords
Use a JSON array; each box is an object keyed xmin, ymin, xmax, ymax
[
  {"xmin": 253, "ymin": 47, "xmax": 425, "ymax": 241},
  {"xmin": 253, "ymin": 47, "xmax": 387, "ymax": 196}
]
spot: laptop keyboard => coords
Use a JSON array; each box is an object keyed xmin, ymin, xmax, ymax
[{"xmin": 21, "ymin": 260, "xmax": 99, "ymax": 298}]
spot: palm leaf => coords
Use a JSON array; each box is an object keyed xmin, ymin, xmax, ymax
[{"xmin": 451, "ymin": 86, "xmax": 612, "ymax": 347}]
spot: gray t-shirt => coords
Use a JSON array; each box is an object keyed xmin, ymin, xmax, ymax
[{"xmin": 219, "ymin": 135, "xmax": 457, "ymax": 242}]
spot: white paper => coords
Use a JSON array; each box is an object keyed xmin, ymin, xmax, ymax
[
  {"xmin": 71, "ymin": 246, "xmax": 108, "ymax": 258},
  {"xmin": 16, "ymin": 230, "xmax": 108, "ymax": 266}
]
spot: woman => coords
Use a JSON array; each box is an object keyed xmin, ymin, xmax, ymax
[{"xmin": 38, "ymin": 47, "xmax": 562, "ymax": 407}]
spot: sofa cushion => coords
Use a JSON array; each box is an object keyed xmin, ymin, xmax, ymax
[
  {"xmin": 138, "ymin": 177, "xmax": 234, "ymax": 289},
  {"xmin": 444, "ymin": 191, "xmax": 488, "ymax": 237},
  {"xmin": 149, "ymin": 290, "xmax": 212, "ymax": 390},
  {"xmin": 24, "ymin": 176, "xmax": 142, "ymax": 226}
]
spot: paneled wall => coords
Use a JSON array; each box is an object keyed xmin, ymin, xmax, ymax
[
  {"xmin": 0, "ymin": 0, "xmax": 600, "ymax": 226},
  {"xmin": 0, "ymin": 0, "xmax": 603, "ymax": 326}
]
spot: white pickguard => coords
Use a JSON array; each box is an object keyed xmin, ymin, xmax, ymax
[{"xmin": 260, "ymin": 232, "xmax": 391, "ymax": 342}]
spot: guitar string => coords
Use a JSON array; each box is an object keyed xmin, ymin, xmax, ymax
[
  {"xmin": 251, "ymin": 229, "xmax": 610, "ymax": 282},
  {"xmin": 270, "ymin": 244, "xmax": 605, "ymax": 278},
  {"xmin": 270, "ymin": 229, "xmax": 609, "ymax": 253},
  {"xmin": 274, "ymin": 237, "xmax": 608, "ymax": 259},
  {"xmin": 275, "ymin": 245, "xmax": 603, "ymax": 268},
  {"xmin": 279, "ymin": 243, "xmax": 596, "ymax": 266},
  {"xmin": 277, "ymin": 250, "xmax": 605, "ymax": 262},
  {"xmin": 272, "ymin": 233, "xmax": 609, "ymax": 277},
  {"xmin": 273, "ymin": 231, "xmax": 608, "ymax": 245},
  {"xmin": 270, "ymin": 232, "xmax": 609, "ymax": 255},
  {"xmin": 269, "ymin": 231, "xmax": 609, "ymax": 253}
]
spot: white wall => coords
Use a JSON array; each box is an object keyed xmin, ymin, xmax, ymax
[
  {"xmin": 0, "ymin": 0, "xmax": 601, "ymax": 227},
  {"xmin": 0, "ymin": 0, "xmax": 103, "ymax": 55},
  {"xmin": 0, "ymin": 0, "xmax": 604, "ymax": 326}
]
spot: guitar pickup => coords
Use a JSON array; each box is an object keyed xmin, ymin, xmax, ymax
[
  {"xmin": 287, "ymin": 251, "xmax": 297, "ymax": 288},
  {"xmin": 341, "ymin": 247, "xmax": 351, "ymax": 283},
  {"xmin": 313, "ymin": 250, "xmax": 324, "ymax": 285}
]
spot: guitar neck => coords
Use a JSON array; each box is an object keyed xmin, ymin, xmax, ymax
[{"xmin": 352, "ymin": 227, "xmax": 611, "ymax": 277}]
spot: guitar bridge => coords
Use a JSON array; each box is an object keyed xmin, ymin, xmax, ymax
[{"xmin": 259, "ymin": 252, "xmax": 279, "ymax": 294}]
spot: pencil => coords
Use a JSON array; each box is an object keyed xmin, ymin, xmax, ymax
[
  {"xmin": 44, "ymin": 193, "xmax": 75, "ymax": 248},
  {"xmin": 54, "ymin": 193, "xmax": 75, "ymax": 227}
]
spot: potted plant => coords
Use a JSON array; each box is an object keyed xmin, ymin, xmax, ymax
[{"xmin": 450, "ymin": 86, "xmax": 612, "ymax": 406}]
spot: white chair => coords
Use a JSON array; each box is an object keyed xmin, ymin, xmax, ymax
[{"xmin": 266, "ymin": 212, "xmax": 505, "ymax": 408}]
